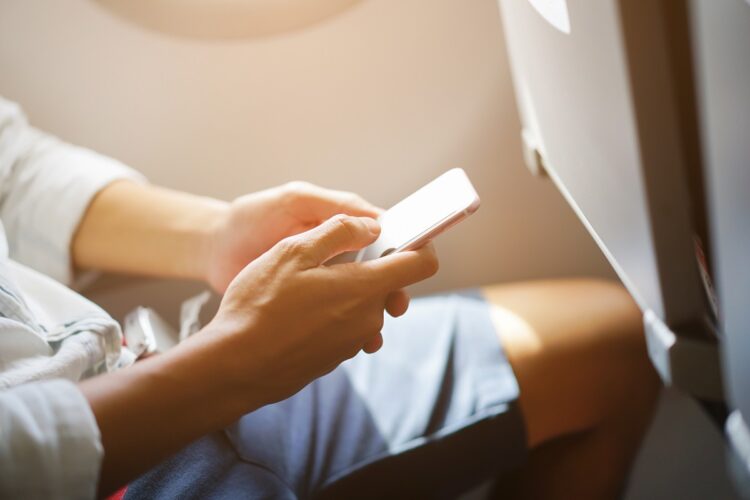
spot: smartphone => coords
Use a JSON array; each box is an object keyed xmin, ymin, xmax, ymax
[{"xmin": 329, "ymin": 168, "xmax": 480, "ymax": 264}]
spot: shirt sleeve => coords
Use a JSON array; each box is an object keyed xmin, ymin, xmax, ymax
[
  {"xmin": 0, "ymin": 97, "xmax": 146, "ymax": 285},
  {"xmin": 0, "ymin": 379, "xmax": 103, "ymax": 500}
]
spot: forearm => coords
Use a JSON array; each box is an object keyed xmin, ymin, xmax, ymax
[
  {"xmin": 72, "ymin": 181, "xmax": 228, "ymax": 280},
  {"xmin": 79, "ymin": 326, "xmax": 256, "ymax": 497},
  {"xmin": 78, "ymin": 212, "xmax": 438, "ymax": 496}
]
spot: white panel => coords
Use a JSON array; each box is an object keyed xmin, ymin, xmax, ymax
[
  {"xmin": 499, "ymin": 0, "xmax": 662, "ymax": 315},
  {"xmin": 693, "ymin": 0, "xmax": 750, "ymax": 418}
]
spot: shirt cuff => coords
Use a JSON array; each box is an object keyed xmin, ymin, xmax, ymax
[{"xmin": 0, "ymin": 379, "xmax": 103, "ymax": 499}]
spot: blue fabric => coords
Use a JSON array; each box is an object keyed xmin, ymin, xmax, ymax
[{"xmin": 126, "ymin": 292, "xmax": 527, "ymax": 499}]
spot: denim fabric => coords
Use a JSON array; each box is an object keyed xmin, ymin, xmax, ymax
[{"xmin": 126, "ymin": 292, "xmax": 527, "ymax": 499}]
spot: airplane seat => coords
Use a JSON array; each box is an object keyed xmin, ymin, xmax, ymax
[
  {"xmin": 496, "ymin": 0, "xmax": 720, "ymax": 401},
  {"xmin": 496, "ymin": 0, "xmax": 748, "ymax": 494},
  {"xmin": 691, "ymin": 0, "xmax": 750, "ymax": 496}
]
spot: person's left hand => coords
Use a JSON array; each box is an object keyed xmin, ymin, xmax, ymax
[
  {"xmin": 205, "ymin": 182, "xmax": 381, "ymax": 292},
  {"xmin": 205, "ymin": 181, "xmax": 367, "ymax": 276}
]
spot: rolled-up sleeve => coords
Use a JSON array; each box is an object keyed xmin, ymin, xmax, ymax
[
  {"xmin": 0, "ymin": 97, "xmax": 145, "ymax": 284},
  {"xmin": 0, "ymin": 379, "xmax": 102, "ymax": 499}
]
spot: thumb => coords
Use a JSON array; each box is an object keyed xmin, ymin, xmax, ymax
[{"xmin": 294, "ymin": 214, "xmax": 380, "ymax": 268}]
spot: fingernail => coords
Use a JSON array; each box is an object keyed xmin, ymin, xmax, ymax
[{"xmin": 362, "ymin": 217, "xmax": 380, "ymax": 234}]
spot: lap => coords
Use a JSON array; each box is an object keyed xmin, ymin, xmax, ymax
[{"xmin": 126, "ymin": 292, "xmax": 527, "ymax": 500}]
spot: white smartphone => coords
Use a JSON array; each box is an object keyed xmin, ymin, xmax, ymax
[{"xmin": 329, "ymin": 168, "xmax": 480, "ymax": 264}]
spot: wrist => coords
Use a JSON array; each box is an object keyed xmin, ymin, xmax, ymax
[
  {"xmin": 80, "ymin": 325, "xmax": 254, "ymax": 492},
  {"xmin": 181, "ymin": 196, "xmax": 230, "ymax": 283},
  {"xmin": 177, "ymin": 315, "xmax": 270, "ymax": 415}
]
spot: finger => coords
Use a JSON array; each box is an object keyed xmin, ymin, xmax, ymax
[
  {"xmin": 385, "ymin": 289, "xmax": 410, "ymax": 317},
  {"xmin": 363, "ymin": 244, "xmax": 439, "ymax": 292},
  {"xmin": 285, "ymin": 182, "xmax": 383, "ymax": 220},
  {"xmin": 362, "ymin": 333, "xmax": 384, "ymax": 354},
  {"xmin": 291, "ymin": 214, "xmax": 380, "ymax": 268}
]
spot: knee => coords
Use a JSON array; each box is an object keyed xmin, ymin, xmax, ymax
[
  {"xmin": 483, "ymin": 278, "xmax": 660, "ymax": 446},
  {"xmin": 562, "ymin": 278, "xmax": 642, "ymax": 335},
  {"xmin": 570, "ymin": 279, "xmax": 660, "ymax": 419},
  {"xmin": 577, "ymin": 279, "xmax": 653, "ymax": 371},
  {"xmin": 547, "ymin": 278, "xmax": 648, "ymax": 363}
]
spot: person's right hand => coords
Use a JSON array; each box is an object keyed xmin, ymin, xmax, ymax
[{"xmin": 193, "ymin": 213, "xmax": 439, "ymax": 409}]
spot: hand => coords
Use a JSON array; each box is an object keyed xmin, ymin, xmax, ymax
[
  {"xmin": 72, "ymin": 179, "xmax": 411, "ymax": 323},
  {"xmin": 79, "ymin": 213, "xmax": 436, "ymax": 494},
  {"xmin": 206, "ymin": 182, "xmax": 379, "ymax": 292},
  {"xmin": 204, "ymin": 182, "xmax": 412, "ymax": 336},
  {"xmin": 196, "ymin": 214, "xmax": 439, "ymax": 407}
]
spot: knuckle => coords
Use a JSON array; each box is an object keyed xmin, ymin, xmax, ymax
[
  {"xmin": 372, "ymin": 314, "xmax": 385, "ymax": 332},
  {"xmin": 366, "ymin": 310, "xmax": 385, "ymax": 332},
  {"xmin": 281, "ymin": 181, "xmax": 311, "ymax": 202},
  {"xmin": 330, "ymin": 214, "xmax": 358, "ymax": 238},
  {"xmin": 343, "ymin": 192, "xmax": 364, "ymax": 206},
  {"xmin": 283, "ymin": 180, "xmax": 309, "ymax": 193},
  {"xmin": 275, "ymin": 236, "xmax": 301, "ymax": 259},
  {"xmin": 422, "ymin": 251, "xmax": 439, "ymax": 277},
  {"xmin": 345, "ymin": 345, "xmax": 362, "ymax": 360}
]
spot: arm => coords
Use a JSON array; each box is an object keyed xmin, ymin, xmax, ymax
[
  {"xmin": 72, "ymin": 180, "xmax": 386, "ymax": 291},
  {"xmin": 79, "ymin": 215, "xmax": 439, "ymax": 496},
  {"xmin": 0, "ymin": 97, "xmax": 418, "ymax": 496},
  {"xmin": 72, "ymin": 179, "xmax": 411, "ymax": 350},
  {"xmin": 0, "ymin": 97, "xmax": 144, "ymax": 284},
  {"xmin": 72, "ymin": 181, "xmax": 228, "ymax": 283}
]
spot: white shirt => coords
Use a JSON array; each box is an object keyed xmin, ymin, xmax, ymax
[{"xmin": 0, "ymin": 97, "xmax": 144, "ymax": 499}]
